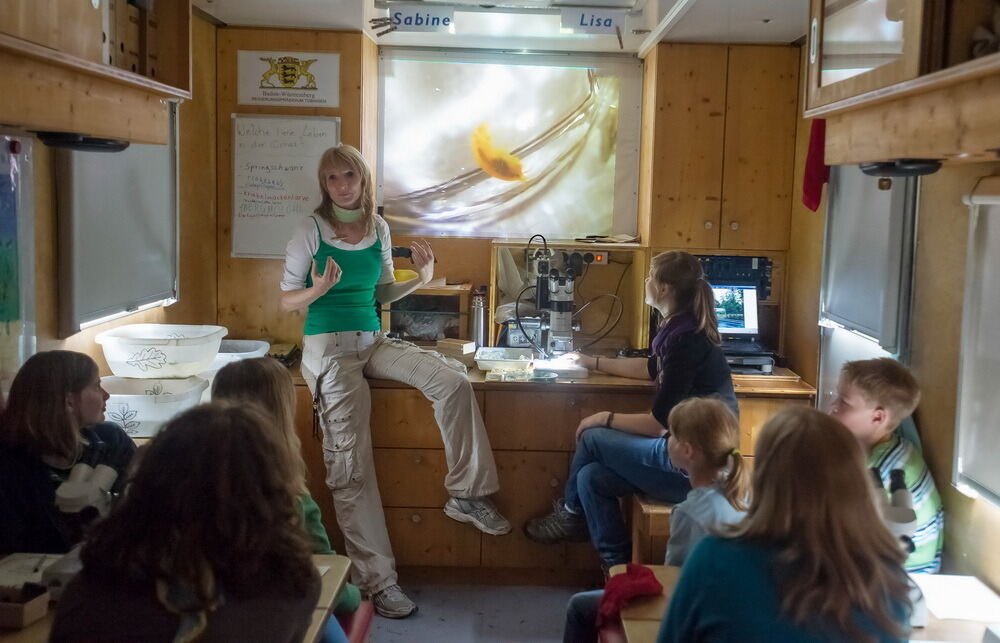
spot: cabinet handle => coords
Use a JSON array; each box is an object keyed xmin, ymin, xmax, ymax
[
  {"xmin": 729, "ymin": 221, "xmax": 740, "ymax": 231},
  {"xmin": 809, "ymin": 17, "xmax": 819, "ymax": 65},
  {"xmin": 413, "ymin": 455, "xmax": 423, "ymax": 464},
  {"xmin": 704, "ymin": 221, "xmax": 714, "ymax": 230},
  {"xmin": 567, "ymin": 397, "xmax": 576, "ymax": 407},
  {"xmin": 549, "ymin": 478, "xmax": 560, "ymax": 488},
  {"xmin": 411, "ymin": 513, "xmax": 422, "ymax": 524}
]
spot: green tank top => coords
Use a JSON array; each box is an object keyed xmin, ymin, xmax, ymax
[{"xmin": 304, "ymin": 216, "xmax": 383, "ymax": 335}]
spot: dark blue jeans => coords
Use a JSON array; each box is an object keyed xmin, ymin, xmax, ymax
[
  {"xmin": 564, "ymin": 589, "xmax": 604, "ymax": 643},
  {"xmin": 564, "ymin": 428, "xmax": 690, "ymax": 568}
]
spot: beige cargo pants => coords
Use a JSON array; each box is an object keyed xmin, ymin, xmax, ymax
[{"xmin": 301, "ymin": 331, "xmax": 499, "ymax": 593}]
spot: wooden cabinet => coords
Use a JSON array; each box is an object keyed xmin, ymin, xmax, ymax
[
  {"xmin": 294, "ymin": 371, "xmax": 814, "ymax": 580},
  {"xmin": 804, "ymin": 0, "xmax": 943, "ymax": 112},
  {"xmin": 0, "ymin": 0, "xmax": 191, "ymax": 144},
  {"xmin": 721, "ymin": 46, "xmax": 799, "ymax": 251},
  {"xmin": 641, "ymin": 43, "xmax": 799, "ymax": 251}
]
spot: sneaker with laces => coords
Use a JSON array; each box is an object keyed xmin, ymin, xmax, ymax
[
  {"xmin": 444, "ymin": 496, "xmax": 512, "ymax": 535},
  {"xmin": 372, "ymin": 584, "xmax": 417, "ymax": 619},
  {"xmin": 524, "ymin": 499, "xmax": 589, "ymax": 544}
]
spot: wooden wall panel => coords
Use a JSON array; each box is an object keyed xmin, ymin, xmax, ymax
[
  {"xmin": 216, "ymin": 29, "xmax": 376, "ymax": 344},
  {"xmin": 0, "ymin": 0, "xmax": 103, "ymax": 63},
  {"xmin": 909, "ymin": 162, "xmax": 1000, "ymax": 592},
  {"xmin": 784, "ymin": 49, "xmax": 824, "ymax": 387},
  {"xmin": 644, "ymin": 44, "xmax": 727, "ymax": 249},
  {"xmin": 636, "ymin": 47, "xmax": 657, "ymax": 247},
  {"xmin": 32, "ymin": 15, "xmax": 217, "ymax": 369},
  {"xmin": 721, "ymin": 46, "xmax": 798, "ymax": 251}
]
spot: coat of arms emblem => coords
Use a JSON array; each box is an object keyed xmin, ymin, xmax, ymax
[{"xmin": 259, "ymin": 56, "xmax": 319, "ymax": 89}]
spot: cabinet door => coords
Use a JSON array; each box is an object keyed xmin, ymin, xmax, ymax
[
  {"xmin": 384, "ymin": 507, "xmax": 481, "ymax": 567},
  {"xmin": 737, "ymin": 397, "xmax": 812, "ymax": 455},
  {"xmin": 645, "ymin": 44, "xmax": 728, "ymax": 248},
  {"xmin": 374, "ymin": 448, "xmax": 451, "ymax": 508},
  {"xmin": 720, "ymin": 46, "xmax": 799, "ymax": 251},
  {"xmin": 482, "ymin": 451, "xmax": 571, "ymax": 568},
  {"xmin": 0, "ymin": 0, "xmax": 103, "ymax": 63},
  {"xmin": 805, "ymin": 0, "xmax": 930, "ymax": 112},
  {"xmin": 483, "ymin": 391, "xmax": 578, "ymax": 451}
]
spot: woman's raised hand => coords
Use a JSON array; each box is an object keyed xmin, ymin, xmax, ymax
[
  {"xmin": 411, "ymin": 239, "xmax": 435, "ymax": 284},
  {"xmin": 310, "ymin": 256, "xmax": 342, "ymax": 295}
]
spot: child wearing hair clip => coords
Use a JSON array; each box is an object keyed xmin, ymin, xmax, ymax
[{"xmin": 562, "ymin": 397, "xmax": 749, "ymax": 643}]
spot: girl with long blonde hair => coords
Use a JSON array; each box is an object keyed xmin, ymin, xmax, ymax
[
  {"xmin": 527, "ymin": 251, "xmax": 737, "ymax": 572},
  {"xmin": 658, "ymin": 406, "xmax": 911, "ymax": 642}
]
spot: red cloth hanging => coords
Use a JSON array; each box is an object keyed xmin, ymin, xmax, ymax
[
  {"xmin": 596, "ymin": 563, "xmax": 664, "ymax": 628},
  {"xmin": 802, "ymin": 118, "xmax": 829, "ymax": 212}
]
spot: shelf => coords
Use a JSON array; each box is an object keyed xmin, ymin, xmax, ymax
[{"xmin": 0, "ymin": 32, "xmax": 190, "ymax": 101}]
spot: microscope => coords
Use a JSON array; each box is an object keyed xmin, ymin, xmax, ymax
[
  {"xmin": 871, "ymin": 468, "xmax": 928, "ymax": 628},
  {"xmin": 526, "ymin": 247, "xmax": 581, "ymax": 357}
]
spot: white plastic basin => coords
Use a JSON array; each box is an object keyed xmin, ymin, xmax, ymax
[
  {"xmin": 473, "ymin": 347, "xmax": 535, "ymax": 372},
  {"xmin": 95, "ymin": 324, "xmax": 228, "ymax": 378},
  {"xmin": 102, "ymin": 376, "xmax": 209, "ymax": 437}
]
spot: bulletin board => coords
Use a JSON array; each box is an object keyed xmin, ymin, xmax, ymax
[{"xmin": 231, "ymin": 114, "xmax": 340, "ymax": 258}]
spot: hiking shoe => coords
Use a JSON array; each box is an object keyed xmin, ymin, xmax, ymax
[
  {"xmin": 444, "ymin": 496, "xmax": 512, "ymax": 535},
  {"xmin": 524, "ymin": 499, "xmax": 589, "ymax": 544},
  {"xmin": 372, "ymin": 584, "xmax": 417, "ymax": 619}
]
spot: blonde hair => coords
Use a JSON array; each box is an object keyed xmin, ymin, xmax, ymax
[
  {"xmin": 650, "ymin": 251, "xmax": 720, "ymax": 344},
  {"xmin": 211, "ymin": 358, "xmax": 307, "ymax": 492},
  {"xmin": 841, "ymin": 358, "xmax": 921, "ymax": 424},
  {"xmin": 314, "ymin": 144, "xmax": 375, "ymax": 237},
  {"xmin": 725, "ymin": 406, "xmax": 910, "ymax": 641},
  {"xmin": 668, "ymin": 397, "xmax": 748, "ymax": 511}
]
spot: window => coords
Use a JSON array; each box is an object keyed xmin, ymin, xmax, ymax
[
  {"xmin": 954, "ymin": 177, "xmax": 1000, "ymax": 507},
  {"xmin": 378, "ymin": 48, "xmax": 641, "ymax": 238}
]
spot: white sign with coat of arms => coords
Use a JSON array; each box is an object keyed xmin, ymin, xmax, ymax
[{"xmin": 237, "ymin": 50, "xmax": 340, "ymax": 107}]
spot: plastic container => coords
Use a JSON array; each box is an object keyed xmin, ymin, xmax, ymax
[
  {"xmin": 95, "ymin": 324, "xmax": 228, "ymax": 378},
  {"xmin": 197, "ymin": 339, "xmax": 271, "ymax": 401},
  {"xmin": 473, "ymin": 347, "xmax": 535, "ymax": 372},
  {"xmin": 102, "ymin": 376, "xmax": 209, "ymax": 437}
]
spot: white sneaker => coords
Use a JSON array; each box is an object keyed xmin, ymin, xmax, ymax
[
  {"xmin": 444, "ymin": 496, "xmax": 512, "ymax": 535},
  {"xmin": 372, "ymin": 584, "xmax": 417, "ymax": 618}
]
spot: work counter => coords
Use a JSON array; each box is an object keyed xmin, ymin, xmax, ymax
[{"xmin": 291, "ymin": 366, "xmax": 815, "ymax": 584}]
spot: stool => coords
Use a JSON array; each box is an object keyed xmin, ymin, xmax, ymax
[
  {"xmin": 630, "ymin": 495, "xmax": 673, "ymax": 564},
  {"xmin": 336, "ymin": 600, "xmax": 374, "ymax": 643}
]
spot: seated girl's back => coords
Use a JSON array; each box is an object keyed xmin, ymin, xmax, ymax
[{"xmin": 50, "ymin": 403, "xmax": 320, "ymax": 643}]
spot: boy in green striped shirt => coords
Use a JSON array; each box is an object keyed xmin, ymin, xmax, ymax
[{"xmin": 830, "ymin": 358, "xmax": 943, "ymax": 573}]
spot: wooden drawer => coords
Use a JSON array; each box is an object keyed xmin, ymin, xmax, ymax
[
  {"xmin": 574, "ymin": 392, "xmax": 653, "ymax": 418},
  {"xmin": 737, "ymin": 397, "xmax": 812, "ymax": 455},
  {"xmin": 372, "ymin": 387, "xmax": 485, "ymax": 449},
  {"xmin": 483, "ymin": 391, "xmax": 577, "ymax": 451},
  {"xmin": 374, "ymin": 448, "xmax": 450, "ymax": 508},
  {"xmin": 384, "ymin": 507, "xmax": 481, "ymax": 567},
  {"xmin": 482, "ymin": 450, "xmax": 571, "ymax": 568}
]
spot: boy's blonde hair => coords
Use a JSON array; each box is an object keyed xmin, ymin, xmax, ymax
[
  {"xmin": 841, "ymin": 358, "xmax": 921, "ymax": 424},
  {"xmin": 725, "ymin": 406, "xmax": 910, "ymax": 641},
  {"xmin": 668, "ymin": 397, "xmax": 748, "ymax": 511}
]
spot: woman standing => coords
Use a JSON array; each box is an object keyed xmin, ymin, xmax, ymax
[
  {"xmin": 525, "ymin": 251, "xmax": 737, "ymax": 572},
  {"xmin": 0, "ymin": 350, "xmax": 135, "ymax": 554},
  {"xmin": 280, "ymin": 144, "xmax": 508, "ymax": 618}
]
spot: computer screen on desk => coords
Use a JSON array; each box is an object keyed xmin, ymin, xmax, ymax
[{"xmin": 712, "ymin": 285, "xmax": 759, "ymax": 337}]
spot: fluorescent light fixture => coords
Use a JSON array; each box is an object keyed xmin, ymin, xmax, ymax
[{"xmin": 79, "ymin": 298, "xmax": 177, "ymax": 330}]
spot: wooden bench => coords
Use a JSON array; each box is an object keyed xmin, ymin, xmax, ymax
[{"xmin": 630, "ymin": 495, "xmax": 673, "ymax": 565}]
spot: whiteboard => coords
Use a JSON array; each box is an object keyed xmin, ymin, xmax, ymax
[{"xmin": 231, "ymin": 114, "xmax": 340, "ymax": 258}]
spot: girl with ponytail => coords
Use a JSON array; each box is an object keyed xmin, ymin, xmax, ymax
[{"xmin": 528, "ymin": 250, "xmax": 738, "ymax": 574}]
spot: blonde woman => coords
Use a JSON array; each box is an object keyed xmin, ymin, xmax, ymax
[
  {"xmin": 527, "ymin": 251, "xmax": 737, "ymax": 571},
  {"xmin": 211, "ymin": 357, "xmax": 361, "ymax": 623},
  {"xmin": 657, "ymin": 406, "xmax": 911, "ymax": 643},
  {"xmin": 279, "ymin": 144, "xmax": 508, "ymax": 617}
]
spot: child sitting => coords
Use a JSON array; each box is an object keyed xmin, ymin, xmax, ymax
[
  {"xmin": 658, "ymin": 407, "xmax": 912, "ymax": 642},
  {"xmin": 563, "ymin": 397, "xmax": 748, "ymax": 643},
  {"xmin": 829, "ymin": 358, "xmax": 943, "ymax": 573}
]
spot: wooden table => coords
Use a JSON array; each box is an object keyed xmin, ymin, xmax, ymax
[
  {"xmin": 0, "ymin": 554, "xmax": 350, "ymax": 643},
  {"xmin": 611, "ymin": 564, "xmax": 997, "ymax": 643}
]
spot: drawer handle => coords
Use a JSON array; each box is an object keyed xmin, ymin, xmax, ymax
[
  {"xmin": 704, "ymin": 220, "xmax": 714, "ymax": 230},
  {"xmin": 413, "ymin": 455, "xmax": 423, "ymax": 464},
  {"xmin": 411, "ymin": 513, "xmax": 422, "ymax": 524},
  {"xmin": 567, "ymin": 398, "xmax": 576, "ymax": 407},
  {"xmin": 549, "ymin": 478, "xmax": 560, "ymax": 488},
  {"xmin": 729, "ymin": 221, "xmax": 740, "ymax": 231},
  {"xmin": 809, "ymin": 17, "xmax": 819, "ymax": 65}
]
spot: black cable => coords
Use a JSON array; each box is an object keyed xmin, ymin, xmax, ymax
[
  {"xmin": 526, "ymin": 234, "xmax": 548, "ymax": 255},
  {"xmin": 514, "ymin": 284, "xmax": 545, "ymax": 355},
  {"xmin": 577, "ymin": 261, "xmax": 630, "ymax": 350}
]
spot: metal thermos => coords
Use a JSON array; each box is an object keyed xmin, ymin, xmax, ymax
[{"xmin": 471, "ymin": 292, "xmax": 486, "ymax": 348}]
